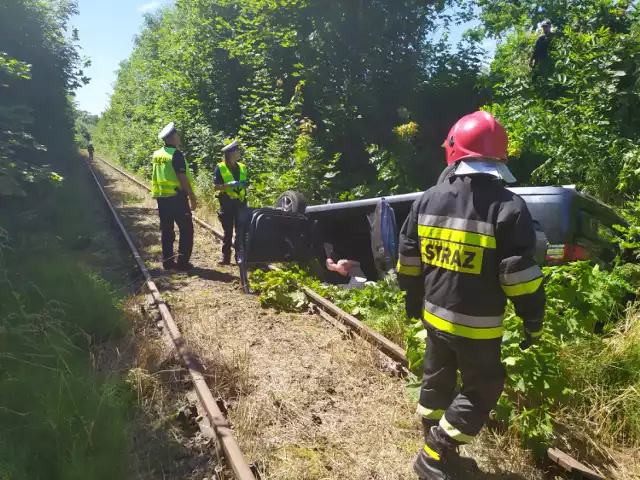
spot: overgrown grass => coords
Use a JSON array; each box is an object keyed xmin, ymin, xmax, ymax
[
  {"xmin": 561, "ymin": 307, "xmax": 640, "ymax": 447},
  {"xmin": 249, "ymin": 261, "xmax": 640, "ymax": 466},
  {"xmin": 0, "ymin": 160, "xmax": 135, "ymax": 479}
]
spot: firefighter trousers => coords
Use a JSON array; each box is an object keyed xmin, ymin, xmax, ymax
[{"xmin": 418, "ymin": 326, "xmax": 506, "ymax": 445}]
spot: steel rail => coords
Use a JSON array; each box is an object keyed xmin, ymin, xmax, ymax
[
  {"xmin": 94, "ymin": 156, "xmax": 409, "ymax": 368},
  {"xmin": 86, "ymin": 158, "xmax": 256, "ymax": 480}
]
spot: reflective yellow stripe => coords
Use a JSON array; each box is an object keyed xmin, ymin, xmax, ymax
[
  {"xmin": 423, "ymin": 309, "xmax": 503, "ymax": 340},
  {"xmin": 417, "ymin": 405, "xmax": 445, "ymax": 420},
  {"xmin": 440, "ymin": 416, "xmax": 474, "ymax": 443},
  {"xmin": 501, "ymin": 277, "xmax": 543, "ymax": 297},
  {"xmin": 397, "ymin": 260, "xmax": 421, "ymax": 276},
  {"xmin": 151, "ymin": 187, "xmax": 178, "ymax": 194},
  {"xmin": 531, "ymin": 330, "xmax": 543, "ymax": 338},
  {"xmin": 423, "ymin": 444, "xmax": 441, "ymax": 461},
  {"xmin": 153, "ymin": 180, "xmax": 180, "ymax": 186},
  {"xmin": 418, "ymin": 225, "xmax": 496, "ymax": 249},
  {"xmin": 424, "ymin": 301, "xmax": 503, "ymax": 328}
]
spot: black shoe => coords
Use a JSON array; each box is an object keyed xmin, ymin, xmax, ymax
[
  {"xmin": 173, "ymin": 262, "xmax": 194, "ymax": 272},
  {"xmin": 163, "ymin": 260, "xmax": 177, "ymax": 270},
  {"xmin": 218, "ymin": 256, "xmax": 231, "ymax": 266}
]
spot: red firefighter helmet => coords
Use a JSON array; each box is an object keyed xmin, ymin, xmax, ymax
[{"xmin": 443, "ymin": 111, "xmax": 508, "ymax": 165}]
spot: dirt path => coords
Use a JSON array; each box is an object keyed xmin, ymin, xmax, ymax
[{"xmin": 92, "ymin": 159, "xmax": 547, "ymax": 480}]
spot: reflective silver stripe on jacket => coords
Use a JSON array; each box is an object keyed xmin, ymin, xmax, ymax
[
  {"xmin": 398, "ymin": 254, "xmax": 421, "ymax": 266},
  {"xmin": 499, "ymin": 265, "xmax": 543, "ymax": 286},
  {"xmin": 418, "ymin": 214, "xmax": 495, "ymax": 236},
  {"xmin": 424, "ymin": 300, "xmax": 503, "ymax": 328}
]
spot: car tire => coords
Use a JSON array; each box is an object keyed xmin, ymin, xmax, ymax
[{"xmin": 275, "ymin": 190, "xmax": 308, "ymax": 214}]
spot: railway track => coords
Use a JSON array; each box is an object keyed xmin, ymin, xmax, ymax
[
  {"xmin": 93, "ymin": 155, "xmax": 409, "ymax": 370},
  {"xmin": 87, "ymin": 155, "xmax": 425, "ymax": 480},
  {"xmin": 86, "ymin": 157, "xmax": 257, "ymax": 480}
]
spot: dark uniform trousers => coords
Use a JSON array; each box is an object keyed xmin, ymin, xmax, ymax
[
  {"xmin": 157, "ymin": 193, "xmax": 194, "ymax": 267},
  {"xmin": 419, "ymin": 327, "xmax": 506, "ymax": 442},
  {"xmin": 218, "ymin": 197, "xmax": 246, "ymax": 260}
]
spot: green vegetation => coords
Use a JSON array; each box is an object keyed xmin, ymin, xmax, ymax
[
  {"xmin": 74, "ymin": 108, "xmax": 99, "ymax": 148},
  {"xmin": 0, "ymin": 1, "xmax": 136, "ymax": 477},
  {"xmin": 250, "ymin": 259, "xmax": 640, "ymax": 455},
  {"xmin": 0, "ymin": 175, "xmax": 133, "ymax": 479},
  {"xmin": 480, "ymin": 0, "xmax": 640, "ymax": 204}
]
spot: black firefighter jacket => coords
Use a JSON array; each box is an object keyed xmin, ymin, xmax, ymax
[{"xmin": 397, "ymin": 173, "xmax": 546, "ymax": 340}]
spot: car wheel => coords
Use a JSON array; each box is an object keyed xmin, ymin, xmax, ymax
[{"xmin": 275, "ymin": 190, "xmax": 308, "ymax": 214}]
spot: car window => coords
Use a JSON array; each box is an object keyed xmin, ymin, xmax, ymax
[{"xmin": 578, "ymin": 210, "xmax": 614, "ymax": 243}]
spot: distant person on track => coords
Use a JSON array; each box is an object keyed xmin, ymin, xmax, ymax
[
  {"xmin": 152, "ymin": 122, "xmax": 197, "ymax": 272},
  {"xmin": 397, "ymin": 111, "xmax": 546, "ymax": 479},
  {"xmin": 87, "ymin": 141, "xmax": 94, "ymax": 160},
  {"xmin": 213, "ymin": 139, "xmax": 248, "ymax": 265}
]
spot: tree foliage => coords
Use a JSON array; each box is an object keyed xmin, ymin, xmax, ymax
[
  {"xmin": 74, "ymin": 108, "xmax": 99, "ymax": 147},
  {"xmin": 95, "ymin": 0, "xmax": 487, "ymax": 205},
  {"xmin": 0, "ymin": 0, "xmax": 87, "ymax": 197},
  {"xmin": 479, "ymin": 0, "xmax": 640, "ymax": 203}
]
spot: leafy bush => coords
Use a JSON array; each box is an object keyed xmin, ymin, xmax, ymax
[{"xmin": 250, "ymin": 268, "xmax": 312, "ymax": 311}]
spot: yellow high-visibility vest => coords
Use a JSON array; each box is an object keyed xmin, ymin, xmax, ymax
[
  {"xmin": 151, "ymin": 147, "xmax": 194, "ymax": 198},
  {"xmin": 218, "ymin": 161, "xmax": 247, "ymax": 201}
]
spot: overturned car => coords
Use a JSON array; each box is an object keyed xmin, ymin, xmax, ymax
[{"xmin": 237, "ymin": 185, "xmax": 625, "ymax": 290}]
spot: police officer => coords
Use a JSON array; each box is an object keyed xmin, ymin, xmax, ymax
[
  {"xmin": 152, "ymin": 122, "xmax": 197, "ymax": 271},
  {"xmin": 530, "ymin": 19, "xmax": 553, "ymax": 70},
  {"xmin": 397, "ymin": 111, "xmax": 546, "ymax": 479},
  {"xmin": 213, "ymin": 140, "xmax": 248, "ymax": 265}
]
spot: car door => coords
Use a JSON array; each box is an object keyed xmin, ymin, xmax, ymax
[{"xmin": 238, "ymin": 207, "xmax": 314, "ymax": 264}]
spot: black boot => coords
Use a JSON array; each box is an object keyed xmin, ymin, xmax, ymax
[
  {"xmin": 414, "ymin": 427, "xmax": 480, "ymax": 480},
  {"xmin": 218, "ymin": 254, "xmax": 231, "ymax": 266},
  {"xmin": 421, "ymin": 418, "xmax": 439, "ymax": 444},
  {"xmin": 414, "ymin": 426, "xmax": 451, "ymax": 480},
  {"xmin": 173, "ymin": 261, "xmax": 194, "ymax": 272}
]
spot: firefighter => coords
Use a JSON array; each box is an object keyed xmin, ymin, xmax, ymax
[
  {"xmin": 152, "ymin": 122, "xmax": 197, "ymax": 271},
  {"xmin": 213, "ymin": 140, "xmax": 248, "ymax": 265},
  {"xmin": 87, "ymin": 141, "xmax": 95, "ymax": 160},
  {"xmin": 397, "ymin": 111, "xmax": 546, "ymax": 479}
]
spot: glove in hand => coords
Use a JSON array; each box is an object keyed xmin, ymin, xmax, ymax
[{"xmin": 519, "ymin": 327, "xmax": 542, "ymax": 350}]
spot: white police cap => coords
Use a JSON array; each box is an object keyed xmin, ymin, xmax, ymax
[
  {"xmin": 158, "ymin": 122, "xmax": 177, "ymax": 140},
  {"xmin": 221, "ymin": 139, "xmax": 239, "ymax": 153}
]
